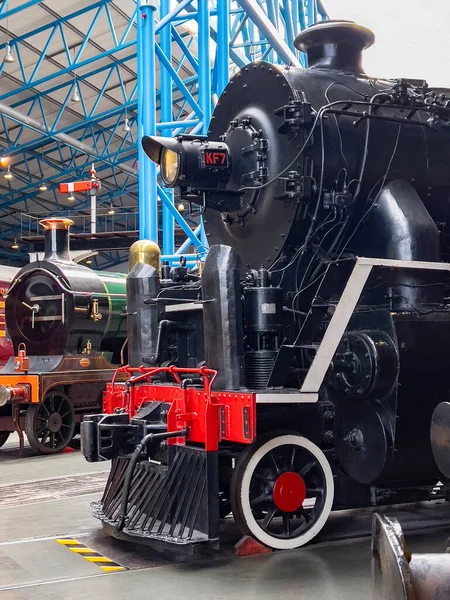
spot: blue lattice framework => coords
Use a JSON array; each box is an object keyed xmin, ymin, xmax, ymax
[{"xmin": 0, "ymin": 0, "xmax": 327, "ymax": 267}]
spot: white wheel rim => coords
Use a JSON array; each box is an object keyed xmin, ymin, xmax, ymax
[{"xmin": 239, "ymin": 434, "xmax": 334, "ymax": 550}]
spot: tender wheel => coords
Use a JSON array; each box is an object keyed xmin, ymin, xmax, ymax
[
  {"xmin": 231, "ymin": 433, "xmax": 334, "ymax": 550},
  {"xmin": 0, "ymin": 431, "xmax": 10, "ymax": 448},
  {"xmin": 25, "ymin": 392, "xmax": 75, "ymax": 455}
]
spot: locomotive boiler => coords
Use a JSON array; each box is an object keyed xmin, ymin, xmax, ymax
[
  {"xmin": 82, "ymin": 20, "xmax": 450, "ymax": 550},
  {"xmin": 0, "ymin": 218, "xmax": 127, "ymax": 454}
]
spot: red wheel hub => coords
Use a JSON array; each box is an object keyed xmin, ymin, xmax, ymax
[{"xmin": 273, "ymin": 471, "xmax": 306, "ymax": 513}]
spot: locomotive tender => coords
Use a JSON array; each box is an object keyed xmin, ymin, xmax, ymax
[
  {"xmin": 83, "ymin": 20, "xmax": 450, "ymax": 550},
  {"xmin": 0, "ymin": 218, "xmax": 127, "ymax": 454}
]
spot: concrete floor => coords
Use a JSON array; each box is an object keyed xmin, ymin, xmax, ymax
[{"xmin": 1, "ymin": 433, "xmax": 450, "ymax": 600}]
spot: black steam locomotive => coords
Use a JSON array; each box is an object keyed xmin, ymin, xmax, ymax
[
  {"xmin": 0, "ymin": 218, "xmax": 127, "ymax": 454},
  {"xmin": 82, "ymin": 20, "xmax": 450, "ymax": 551}
]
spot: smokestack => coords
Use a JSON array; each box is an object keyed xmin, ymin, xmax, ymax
[
  {"xmin": 39, "ymin": 218, "xmax": 74, "ymax": 262},
  {"xmin": 294, "ymin": 20, "xmax": 374, "ymax": 74}
]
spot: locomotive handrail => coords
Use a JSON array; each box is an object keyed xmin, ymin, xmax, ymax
[
  {"xmin": 110, "ymin": 364, "xmax": 218, "ymax": 419},
  {"xmin": 111, "ymin": 364, "xmax": 217, "ymax": 394}
]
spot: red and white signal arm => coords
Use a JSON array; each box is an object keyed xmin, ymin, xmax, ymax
[{"xmin": 59, "ymin": 181, "xmax": 94, "ymax": 193}]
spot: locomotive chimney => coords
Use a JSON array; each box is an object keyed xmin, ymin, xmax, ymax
[
  {"xmin": 294, "ymin": 20, "xmax": 374, "ymax": 74},
  {"xmin": 39, "ymin": 218, "xmax": 74, "ymax": 262}
]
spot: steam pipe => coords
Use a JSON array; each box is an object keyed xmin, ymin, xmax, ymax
[
  {"xmin": 0, "ymin": 103, "xmax": 138, "ymax": 177},
  {"xmin": 115, "ymin": 428, "xmax": 189, "ymax": 533}
]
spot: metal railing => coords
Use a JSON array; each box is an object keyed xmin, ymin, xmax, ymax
[{"xmin": 20, "ymin": 208, "xmax": 139, "ymax": 238}]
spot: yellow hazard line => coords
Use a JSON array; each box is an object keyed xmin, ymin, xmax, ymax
[{"xmin": 55, "ymin": 538, "xmax": 127, "ymax": 573}]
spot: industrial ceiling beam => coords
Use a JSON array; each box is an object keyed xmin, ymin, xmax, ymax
[{"xmin": 0, "ymin": 103, "xmax": 138, "ymax": 177}]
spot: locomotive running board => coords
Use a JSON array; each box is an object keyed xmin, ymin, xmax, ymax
[{"xmin": 299, "ymin": 257, "xmax": 450, "ymax": 397}]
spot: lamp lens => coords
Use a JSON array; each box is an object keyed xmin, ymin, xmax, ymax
[{"xmin": 161, "ymin": 148, "xmax": 179, "ymax": 186}]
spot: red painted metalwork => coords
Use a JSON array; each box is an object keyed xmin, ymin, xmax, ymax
[
  {"xmin": 103, "ymin": 365, "xmax": 256, "ymax": 451},
  {"xmin": 59, "ymin": 181, "xmax": 94, "ymax": 193},
  {"xmin": 273, "ymin": 472, "xmax": 306, "ymax": 513}
]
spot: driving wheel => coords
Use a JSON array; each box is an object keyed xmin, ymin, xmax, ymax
[
  {"xmin": 25, "ymin": 391, "xmax": 75, "ymax": 455},
  {"xmin": 231, "ymin": 432, "xmax": 334, "ymax": 550}
]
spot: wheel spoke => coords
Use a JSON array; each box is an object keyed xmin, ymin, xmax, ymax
[
  {"xmin": 253, "ymin": 472, "xmax": 272, "ymax": 484},
  {"xmin": 40, "ymin": 403, "xmax": 50, "ymax": 415},
  {"xmin": 38, "ymin": 427, "xmax": 49, "ymax": 441},
  {"xmin": 60, "ymin": 410, "xmax": 72, "ymax": 419},
  {"xmin": 250, "ymin": 492, "xmax": 271, "ymax": 508},
  {"xmin": 299, "ymin": 507, "xmax": 312, "ymax": 522},
  {"xmin": 269, "ymin": 452, "xmax": 281, "ymax": 475},
  {"xmin": 299, "ymin": 460, "xmax": 315, "ymax": 479},
  {"xmin": 290, "ymin": 447, "xmax": 296, "ymax": 469},
  {"xmin": 261, "ymin": 507, "xmax": 277, "ymax": 528},
  {"xmin": 50, "ymin": 432, "xmax": 56, "ymax": 448},
  {"xmin": 306, "ymin": 487, "xmax": 323, "ymax": 498},
  {"xmin": 49, "ymin": 396, "xmax": 55, "ymax": 412},
  {"xmin": 283, "ymin": 514, "xmax": 291, "ymax": 536}
]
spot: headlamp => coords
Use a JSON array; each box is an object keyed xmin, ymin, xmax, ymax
[
  {"xmin": 161, "ymin": 148, "xmax": 180, "ymax": 186},
  {"xmin": 142, "ymin": 135, "xmax": 231, "ymax": 192}
]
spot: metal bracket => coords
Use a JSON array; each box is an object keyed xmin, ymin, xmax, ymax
[
  {"xmin": 277, "ymin": 172, "xmax": 312, "ymax": 201},
  {"xmin": 275, "ymin": 100, "xmax": 313, "ymax": 134}
]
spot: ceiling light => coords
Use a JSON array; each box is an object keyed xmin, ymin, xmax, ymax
[
  {"xmin": 122, "ymin": 118, "xmax": 131, "ymax": 133},
  {"xmin": 67, "ymin": 193, "xmax": 75, "ymax": 201},
  {"xmin": 3, "ymin": 43, "xmax": 14, "ymax": 65},
  {"xmin": 38, "ymin": 182, "xmax": 48, "ymax": 192},
  {"xmin": 3, "ymin": 166, "xmax": 13, "ymax": 180},
  {"xmin": 177, "ymin": 202, "xmax": 185, "ymax": 212},
  {"xmin": 71, "ymin": 85, "xmax": 80, "ymax": 103},
  {"xmin": 0, "ymin": 156, "xmax": 9, "ymax": 167},
  {"xmin": 108, "ymin": 204, "xmax": 115, "ymax": 215},
  {"xmin": 11, "ymin": 238, "xmax": 19, "ymax": 250}
]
